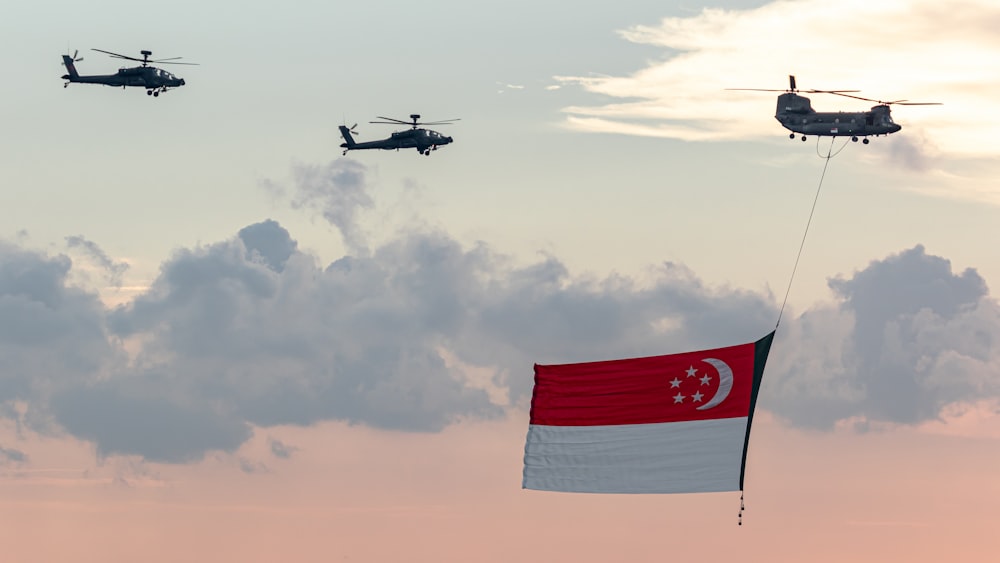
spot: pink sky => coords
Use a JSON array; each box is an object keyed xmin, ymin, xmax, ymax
[{"xmin": 3, "ymin": 408, "xmax": 999, "ymax": 563}]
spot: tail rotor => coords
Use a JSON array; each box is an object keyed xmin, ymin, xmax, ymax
[{"xmin": 62, "ymin": 49, "xmax": 83, "ymax": 70}]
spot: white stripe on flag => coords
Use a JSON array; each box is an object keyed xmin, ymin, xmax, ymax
[{"xmin": 523, "ymin": 417, "xmax": 748, "ymax": 494}]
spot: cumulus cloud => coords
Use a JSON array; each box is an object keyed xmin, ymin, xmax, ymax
[
  {"xmin": 765, "ymin": 245, "xmax": 1000, "ymax": 428},
  {"xmin": 238, "ymin": 220, "xmax": 297, "ymax": 273},
  {"xmin": 554, "ymin": 0, "xmax": 1000, "ymax": 167},
  {"xmin": 0, "ymin": 242, "xmax": 118, "ymax": 409},
  {"xmin": 0, "ymin": 213, "xmax": 776, "ymax": 462},
  {"xmin": 5, "ymin": 227, "xmax": 1000, "ymax": 462},
  {"xmin": 51, "ymin": 375, "xmax": 252, "ymax": 463},
  {"xmin": 3, "ymin": 159, "xmax": 1000, "ymax": 464}
]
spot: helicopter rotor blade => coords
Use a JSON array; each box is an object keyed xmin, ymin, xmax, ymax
[
  {"xmin": 825, "ymin": 91, "xmax": 880, "ymax": 102},
  {"xmin": 825, "ymin": 91, "xmax": 941, "ymax": 106},
  {"xmin": 152, "ymin": 60, "xmax": 200, "ymax": 66},
  {"xmin": 805, "ymin": 89, "xmax": 862, "ymax": 93},
  {"xmin": 148, "ymin": 57, "xmax": 198, "ymax": 65},
  {"xmin": 373, "ymin": 116, "xmax": 412, "ymax": 124},
  {"xmin": 876, "ymin": 99, "xmax": 943, "ymax": 106},
  {"xmin": 92, "ymin": 48, "xmax": 145, "ymax": 62},
  {"xmin": 92, "ymin": 48, "xmax": 198, "ymax": 66},
  {"xmin": 370, "ymin": 116, "xmax": 461, "ymax": 128}
]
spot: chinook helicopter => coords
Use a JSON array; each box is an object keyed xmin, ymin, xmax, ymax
[
  {"xmin": 61, "ymin": 49, "xmax": 196, "ymax": 97},
  {"xmin": 340, "ymin": 114, "xmax": 458, "ymax": 156},
  {"xmin": 729, "ymin": 75, "xmax": 940, "ymax": 143}
]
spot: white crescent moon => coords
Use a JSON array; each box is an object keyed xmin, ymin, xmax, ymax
[{"xmin": 696, "ymin": 358, "xmax": 733, "ymax": 411}]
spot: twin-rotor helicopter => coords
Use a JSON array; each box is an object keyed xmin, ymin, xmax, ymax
[
  {"xmin": 729, "ymin": 75, "xmax": 940, "ymax": 143},
  {"xmin": 339, "ymin": 114, "xmax": 459, "ymax": 156},
  {"xmin": 61, "ymin": 48, "xmax": 196, "ymax": 97}
]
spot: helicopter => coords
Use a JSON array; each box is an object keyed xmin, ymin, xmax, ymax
[
  {"xmin": 339, "ymin": 114, "xmax": 459, "ymax": 156},
  {"xmin": 61, "ymin": 49, "xmax": 196, "ymax": 97},
  {"xmin": 728, "ymin": 75, "xmax": 940, "ymax": 143}
]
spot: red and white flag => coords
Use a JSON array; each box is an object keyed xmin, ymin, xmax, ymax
[{"xmin": 523, "ymin": 332, "xmax": 774, "ymax": 494}]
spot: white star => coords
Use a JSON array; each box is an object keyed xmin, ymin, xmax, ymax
[
  {"xmin": 692, "ymin": 391, "xmax": 704, "ymax": 402},
  {"xmin": 673, "ymin": 392, "xmax": 685, "ymax": 404},
  {"xmin": 700, "ymin": 374, "xmax": 712, "ymax": 386},
  {"xmin": 686, "ymin": 366, "xmax": 697, "ymax": 377},
  {"xmin": 669, "ymin": 377, "xmax": 682, "ymax": 388}
]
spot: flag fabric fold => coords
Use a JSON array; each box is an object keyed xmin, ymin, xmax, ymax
[{"xmin": 523, "ymin": 331, "xmax": 775, "ymax": 494}]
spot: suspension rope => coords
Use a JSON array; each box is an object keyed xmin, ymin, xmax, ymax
[
  {"xmin": 816, "ymin": 135, "xmax": 850, "ymax": 158},
  {"xmin": 776, "ymin": 137, "xmax": 839, "ymax": 327}
]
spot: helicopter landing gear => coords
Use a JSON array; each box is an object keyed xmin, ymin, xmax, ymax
[
  {"xmin": 789, "ymin": 133, "xmax": 795, "ymax": 139},
  {"xmin": 342, "ymin": 150, "xmax": 348, "ymax": 156},
  {"xmin": 423, "ymin": 149, "xmax": 431, "ymax": 156},
  {"xmin": 851, "ymin": 136, "xmax": 858, "ymax": 142},
  {"xmin": 147, "ymin": 90, "xmax": 153, "ymax": 96},
  {"xmin": 862, "ymin": 138, "xmax": 870, "ymax": 144},
  {"xmin": 801, "ymin": 135, "xmax": 807, "ymax": 142},
  {"xmin": 153, "ymin": 90, "xmax": 159, "ymax": 97}
]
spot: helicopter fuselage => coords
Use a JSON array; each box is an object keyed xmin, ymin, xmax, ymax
[
  {"xmin": 340, "ymin": 126, "xmax": 453, "ymax": 155},
  {"xmin": 63, "ymin": 66, "xmax": 185, "ymax": 88},
  {"xmin": 62, "ymin": 56, "xmax": 186, "ymax": 94},
  {"xmin": 775, "ymin": 93, "xmax": 900, "ymax": 138}
]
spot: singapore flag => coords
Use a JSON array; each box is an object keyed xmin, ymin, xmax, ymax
[{"xmin": 523, "ymin": 332, "xmax": 775, "ymax": 494}]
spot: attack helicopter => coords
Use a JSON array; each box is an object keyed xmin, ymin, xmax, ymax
[
  {"xmin": 728, "ymin": 75, "xmax": 940, "ymax": 143},
  {"xmin": 340, "ymin": 114, "xmax": 459, "ymax": 156},
  {"xmin": 61, "ymin": 49, "xmax": 196, "ymax": 97}
]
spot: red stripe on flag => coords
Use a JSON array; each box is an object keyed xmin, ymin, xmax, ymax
[{"xmin": 530, "ymin": 341, "xmax": 757, "ymax": 426}]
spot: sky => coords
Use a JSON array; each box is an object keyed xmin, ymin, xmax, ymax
[{"xmin": 2, "ymin": 0, "xmax": 1000, "ymax": 560}]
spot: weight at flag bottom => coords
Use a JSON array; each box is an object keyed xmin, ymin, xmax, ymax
[{"xmin": 523, "ymin": 332, "xmax": 774, "ymax": 494}]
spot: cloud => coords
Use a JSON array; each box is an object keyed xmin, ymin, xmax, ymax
[
  {"xmin": 268, "ymin": 438, "xmax": 296, "ymax": 459},
  {"xmin": 496, "ymin": 82, "xmax": 525, "ymax": 94},
  {"xmin": 4, "ymin": 159, "xmax": 1000, "ymax": 464},
  {"xmin": 65, "ymin": 235, "xmax": 130, "ymax": 287},
  {"xmin": 765, "ymin": 245, "xmax": 1000, "ymax": 428},
  {"xmin": 1, "ymin": 211, "xmax": 775, "ymax": 463},
  {"xmin": 51, "ymin": 375, "xmax": 252, "ymax": 463},
  {"xmin": 238, "ymin": 458, "xmax": 268, "ymax": 474},
  {"xmin": 0, "ymin": 445, "xmax": 26, "ymax": 464},
  {"xmin": 553, "ymin": 0, "xmax": 1000, "ymax": 166},
  {"xmin": 287, "ymin": 159, "xmax": 373, "ymax": 253},
  {"xmin": 6, "ymin": 226, "xmax": 1000, "ymax": 462},
  {"xmin": 0, "ymin": 242, "xmax": 118, "ymax": 409},
  {"xmin": 238, "ymin": 220, "xmax": 297, "ymax": 273}
]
